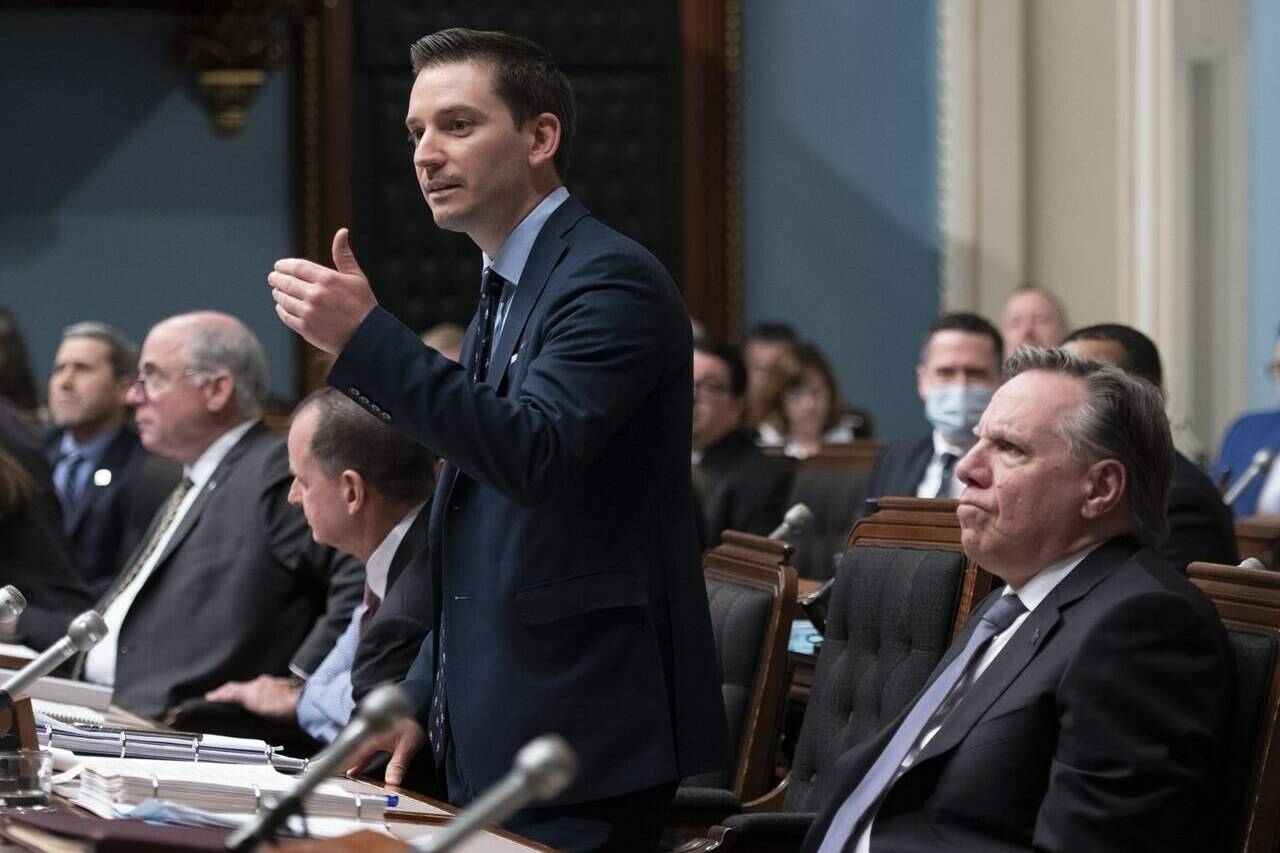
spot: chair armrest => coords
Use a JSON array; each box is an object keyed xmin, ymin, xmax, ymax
[
  {"xmin": 742, "ymin": 773, "xmax": 790, "ymax": 812},
  {"xmin": 667, "ymin": 786, "xmax": 743, "ymax": 832},
  {"xmin": 720, "ymin": 811, "xmax": 817, "ymax": 840}
]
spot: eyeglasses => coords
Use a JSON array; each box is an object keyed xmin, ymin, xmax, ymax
[{"xmin": 130, "ymin": 368, "xmax": 208, "ymax": 400}]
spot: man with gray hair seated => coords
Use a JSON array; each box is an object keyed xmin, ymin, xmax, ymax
[
  {"xmin": 75, "ymin": 311, "xmax": 364, "ymax": 723},
  {"xmin": 804, "ymin": 348, "xmax": 1231, "ymax": 853},
  {"xmin": 45, "ymin": 321, "xmax": 177, "ymax": 598}
]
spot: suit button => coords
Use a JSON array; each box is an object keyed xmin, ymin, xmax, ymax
[
  {"xmin": 348, "ymin": 386, "xmax": 360, "ymax": 397},
  {"xmin": 359, "ymin": 395, "xmax": 370, "ymax": 405},
  {"xmin": 370, "ymin": 404, "xmax": 382, "ymax": 415},
  {"xmin": 381, "ymin": 412, "xmax": 391, "ymax": 422},
  {"xmin": 119, "ymin": 646, "xmax": 129, "ymax": 655}
]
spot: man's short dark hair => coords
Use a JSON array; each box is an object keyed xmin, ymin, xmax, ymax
[
  {"xmin": 745, "ymin": 321, "xmax": 798, "ymax": 344},
  {"xmin": 1062, "ymin": 323, "xmax": 1164, "ymax": 389},
  {"xmin": 409, "ymin": 28, "xmax": 576, "ymax": 179},
  {"xmin": 924, "ymin": 312, "xmax": 1004, "ymax": 365},
  {"xmin": 62, "ymin": 321, "xmax": 139, "ymax": 380},
  {"xmin": 296, "ymin": 388, "xmax": 437, "ymax": 506},
  {"xmin": 694, "ymin": 337, "xmax": 747, "ymax": 398}
]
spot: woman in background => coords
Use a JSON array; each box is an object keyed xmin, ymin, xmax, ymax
[{"xmin": 756, "ymin": 342, "xmax": 862, "ymax": 459}]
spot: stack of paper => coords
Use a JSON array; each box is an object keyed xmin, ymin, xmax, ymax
[
  {"xmin": 35, "ymin": 716, "xmax": 307, "ymax": 771},
  {"xmin": 71, "ymin": 758, "xmax": 392, "ymax": 821}
]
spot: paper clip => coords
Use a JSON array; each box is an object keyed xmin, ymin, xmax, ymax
[
  {"xmin": 253, "ymin": 784, "xmax": 263, "ymax": 813},
  {"xmin": 150, "ymin": 774, "xmax": 160, "ymax": 800},
  {"xmin": 354, "ymin": 794, "xmax": 364, "ymax": 822}
]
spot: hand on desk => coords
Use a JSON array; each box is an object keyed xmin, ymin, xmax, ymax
[
  {"xmin": 344, "ymin": 716, "xmax": 425, "ymax": 786},
  {"xmin": 269, "ymin": 228, "xmax": 378, "ymax": 355},
  {"xmin": 204, "ymin": 675, "xmax": 301, "ymax": 722}
]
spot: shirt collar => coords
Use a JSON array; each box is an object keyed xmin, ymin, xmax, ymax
[
  {"xmin": 482, "ymin": 186, "xmax": 570, "ymax": 286},
  {"xmin": 363, "ymin": 502, "xmax": 427, "ymax": 600},
  {"xmin": 183, "ymin": 419, "xmax": 259, "ymax": 491},
  {"xmin": 1005, "ymin": 542, "xmax": 1101, "ymax": 613},
  {"xmin": 59, "ymin": 426, "xmax": 120, "ymax": 463},
  {"xmin": 932, "ymin": 429, "xmax": 974, "ymax": 459}
]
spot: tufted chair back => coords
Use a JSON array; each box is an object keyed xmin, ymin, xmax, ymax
[
  {"xmin": 784, "ymin": 543, "xmax": 966, "ymax": 813},
  {"xmin": 785, "ymin": 468, "xmax": 869, "ymax": 581}
]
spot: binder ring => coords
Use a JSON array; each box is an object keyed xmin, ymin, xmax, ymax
[
  {"xmin": 354, "ymin": 794, "xmax": 364, "ymax": 822},
  {"xmin": 150, "ymin": 774, "xmax": 160, "ymax": 800},
  {"xmin": 253, "ymin": 784, "xmax": 263, "ymax": 813},
  {"xmin": 118, "ymin": 731, "xmax": 127, "ymax": 758},
  {"xmin": 192, "ymin": 737, "xmax": 200, "ymax": 763}
]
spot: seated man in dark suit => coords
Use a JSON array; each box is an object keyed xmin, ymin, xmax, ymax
[
  {"xmin": 205, "ymin": 387, "xmax": 434, "ymax": 744},
  {"xmin": 1063, "ymin": 323, "xmax": 1238, "ymax": 571},
  {"xmin": 77, "ymin": 311, "xmax": 365, "ymax": 722},
  {"xmin": 692, "ymin": 337, "xmax": 793, "ymax": 546},
  {"xmin": 806, "ymin": 348, "xmax": 1232, "ymax": 853},
  {"xmin": 863, "ymin": 313, "xmax": 1002, "ymax": 513},
  {"xmin": 1215, "ymin": 324, "xmax": 1280, "ymax": 518},
  {"xmin": 44, "ymin": 322, "xmax": 177, "ymax": 598}
]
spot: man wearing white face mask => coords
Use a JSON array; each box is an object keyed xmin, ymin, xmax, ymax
[{"xmin": 863, "ymin": 314, "xmax": 1003, "ymax": 511}]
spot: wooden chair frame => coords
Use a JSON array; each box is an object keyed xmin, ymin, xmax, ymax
[
  {"xmin": 762, "ymin": 442, "xmax": 881, "ymax": 474},
  {"xmin": 1189, "ymin": 561, "xmax": 1280, "ymax": 853}
]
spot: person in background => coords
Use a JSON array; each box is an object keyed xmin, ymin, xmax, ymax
[
  {"xmin": 1215, "ymin": 323, "xmax": 1280, "ymax": 519},
  {"xmin": 44, "ymin": 322, "xmax": 176, "ymax": 598},
  {"xmin": 862, "ymin": 313, "xmax": 1003, "ymax": 512},
  {"xmin": 743, "ymin": 321, "xmax": 798, "ymax": 425},
  {"xmin": 0, "ymin": 397, "xmax": 93, "ymax": 649},
  {"xmin": 206, "ymin": 388, "xmax": 434, "ymax": 747},
  {"xmin": 1062, "ymin": 323, "xmax": 1237, "ymax": 571},
  {"xmin": 756, "ymin": 341, "xmax": 857, "ymax": 459},
  {"xmin": 1000, "ymin": 285, "xmax": 1069, "ymax": 352},
  {"xmin": 420, "ymin": 322, "xmax": 465, "ymax": 363},
  {"xmin": 0, "ymin": 307, "xmax": 39, "ymax": 421},
  {"xmin": 691, "ymin": 338, "xmax": 793, "ymax": 547}
]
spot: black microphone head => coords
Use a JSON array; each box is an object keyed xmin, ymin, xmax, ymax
[
  {"xmin": 354, "ymin": 684, "xmax": 412, "ymax": 735},
  {"xmin": 514, "ymin": 735, "xmax": 577, "ymax": 801},
  {"xmin": 0, "ymin": 586, "xmax": 26, "ymax": 624},
  {"xmin": 783, "ymin": 503, "xmax": 815, "ymax": 534},
  {"xmin": 67, "ymin": 611, "xmax": 109, "ymax": 651}
]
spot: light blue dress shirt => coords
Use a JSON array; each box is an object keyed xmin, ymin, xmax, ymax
[
  {"xmin": 54, "ymin": 427, "xmax": 119, "ymax": 509},
  {"xmin": 483, "ymin": 185, "xmax": 570, "ymax": 347}
]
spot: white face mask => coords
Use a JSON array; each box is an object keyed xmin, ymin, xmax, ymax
[{"xmin": 925, "ymin": 384, "xmax": 994, "ymax": 442}]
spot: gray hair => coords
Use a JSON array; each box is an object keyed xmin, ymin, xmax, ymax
[
  {"xmin": 1004, "ymin": 346, "xmax": 1173, "ymax": 547},
  {"xmin": 184, "ymin": 321, "xmax": 268, "ymax": 419},
  {"xmin": 61, "ymin": 321, "xmax": 139, "ymax": 379}
]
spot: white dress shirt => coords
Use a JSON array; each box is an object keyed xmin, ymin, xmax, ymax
[
  {"xmin": 1258, "ymin": 456, "xmax": 1280, "ymax": 514},
  {"xmin": 853, "ymin": 544, "xmax": 1099, "ymax": 853},
  {"xmin": 84, "ymin": 420, "xmax": 259, "ymax": 686},
  {"xmin": 914, "ymin": 431, "xmax": 972, "ymax": 499}
]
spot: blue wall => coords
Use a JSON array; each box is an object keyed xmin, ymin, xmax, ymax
[
  {"xmin": 741, "ymin": 0, "xmax": 940, "ymax": 441},
  {"xmin": 1249, "ymin": 0, "xmax": 1280, "ymax": 410},
  {"xmin": 0, "ymin": 10, "xmax": 294, "ymax": 401}
]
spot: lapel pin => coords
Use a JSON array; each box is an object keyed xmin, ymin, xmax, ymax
[
  {"xmin": 93, "ymin": 469, "xmax": 112, "ymax": 488},
  {"xmin": 510, "ymin": 352, "xmax": 519, "ymax": 364}
]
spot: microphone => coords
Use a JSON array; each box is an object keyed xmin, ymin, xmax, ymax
[
  {"xmin": 1224, "ymin": 450, "xmax": 1276, "ymax": 506},
  {"xmin": 0, "ymin": 587, "xmax": 26, "ymax": 625},
  {"xmin": 0, "ymin": 610, "xmax": 106, "ymax": 708},
  {"xmin": 410, "ymin": 735, "xmax": 577, "ymax": 853},
  {"xmin": 226, "ymin": 683, "xmax": 411, "ymax": 851},
  {"xmin": 769, "ymin": 503, "xmax": 815, "ymax": 541}
]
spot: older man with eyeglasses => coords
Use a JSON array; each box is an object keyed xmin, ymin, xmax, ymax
[{"xmin": 77, "ymin": 311, "xmax": 364, "ymax": 729}]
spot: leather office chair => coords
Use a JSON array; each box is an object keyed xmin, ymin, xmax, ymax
[
  {"xmin": 1189, "ymin": 560, "xmax": 1280, "ymax": 853},
  {"xmin": 668, "ymin": 533, "xmax": 797, "ymax": 839},
  {"xmin": 680, "ymin": 500, "xmax": 989, "ymax": 852}
]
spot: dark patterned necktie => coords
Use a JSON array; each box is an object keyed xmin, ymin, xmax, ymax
[
  {"xmin": 933, "ymin": 452, "xmax": 958, "ymax": 499},
  {"xmin": 815, "ymin": 593, "xmax": 1028, "ymax": 853},
  {"xmin": 471, "ymin": 267, "xmax": 505, "ymax": 384}
]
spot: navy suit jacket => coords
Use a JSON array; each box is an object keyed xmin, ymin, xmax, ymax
[
  {"xmin": 860, "ymin": 434, "xmax": 933, "ymax": 517},
  {"xmin": 1164, "ymin": 452, "xmax": 1237, "ymax": 571},
  {"xmin": 44, "ymin": 427, "xmax": 179, "ymax": 599},
  {"xmin": 802, "ymin": 537, "xmax": 1232, "ymax": 853},
  {"xmin": 1215, "ymin": 408, "xmax": 1280, "ymax": 518},
  {"xmin": 329, "ymin": 194, "xmax": 729, "ymax": 806}
]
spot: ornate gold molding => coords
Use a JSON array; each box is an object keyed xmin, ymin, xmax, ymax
[{"xmin": 175, "ymin": 0, "xmax": 305, "ymax": 135}]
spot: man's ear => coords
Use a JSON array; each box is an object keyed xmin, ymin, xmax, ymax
[
  {"xmin": 203, "ymin": 370, "xmax": 235, "ymax": 414},
  {"xmin": 527, "ymin": 112, "xmax": 561, "ymax": 171},
  {"xmin": 1081, "ymin": 458, "xmax": 1126, "ymax": 520},
  {"xmin": 341, "ymin": 469, "xmax": 366, "ymax": 515}
]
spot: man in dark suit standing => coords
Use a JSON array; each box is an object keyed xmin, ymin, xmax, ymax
[
  {"xmin": 205, "ymin": 387, "xmax": 435, "ymax": 746},
  {"xmin": 863, "ymin": 313, "xmax": 1002, "ymax": 512},
  {"xmin": 79, "ymin": 312, "xmax": 364, "ymax": 722},
  {"xmin": 692, "ymin": 337, "xmax": 793, "ymax": 547},
  {"xmin": 45, "ymin": 322, "xmax": 176, "ymax": 598},
  {"xmin": 266, "ymin": 28, "xmax": 728, "ymax": 853},
  {"xmin": 805, "ymin": 348, "xmax": 1231, "ymax": 853},
  {"xmin": 1062, "ymin": 323, "xmax": 1238, "ymax": 571}
]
